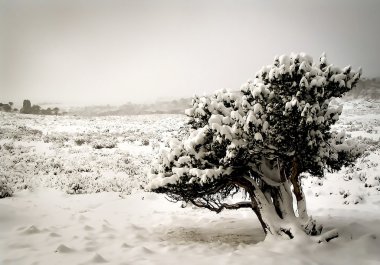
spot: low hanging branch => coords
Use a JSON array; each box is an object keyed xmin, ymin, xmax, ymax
[{"xmin": 190, "ymin": 199, "xmax": 252, "ymax": 213}]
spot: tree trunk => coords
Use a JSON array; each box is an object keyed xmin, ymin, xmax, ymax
[
  {"xmin": 248, "ymin": 179, "xmax": 323, "ymax": 239},
  {"xmin": 290, "ymin": 158, "xmax": 309, "ymax": 222}
]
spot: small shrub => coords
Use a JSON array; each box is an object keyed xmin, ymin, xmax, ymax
[
  {"xmin": 0, "ymin": 178, "xmax": 13, "ymax": 198},
  {"xmin": 141, "ymin": 139, "xmax": 150, "ymax": 146},
  {"xmin": 74, "ymin": 138, "xmax": 86, "ymax": 146},
  {"xmin": 67, "ymin": 183, "xmax": 84, "ymax": 194},
  {"xmin": 92, "ymin": 139, "xmax": 116, "ymax": 149}
]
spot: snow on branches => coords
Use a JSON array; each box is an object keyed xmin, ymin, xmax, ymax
[
  {"xmin": 149, "ymin": 52, "xmax": 363, "ymax": 239},
  {"xmin": 150, "ymin": 53, "xmax": 362, "ymax": 191}
]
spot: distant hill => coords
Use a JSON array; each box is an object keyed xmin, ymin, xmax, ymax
[
  {"xmin": 65, "ymin": 78, "xmax": 379, "ymax": 116},
  {"xmin": 69, "ymin": 98, "xmax": 192, "ymax": 116},
  {"xmin": 345, "ymin": 78, "xmax": 380, "ymax": 99}
]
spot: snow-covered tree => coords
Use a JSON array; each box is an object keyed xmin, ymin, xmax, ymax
[{"xmin": 148, "ymin": 53, "xmax": 362, "ymax": 240}]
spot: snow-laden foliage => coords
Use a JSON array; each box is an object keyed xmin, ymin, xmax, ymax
[
  {"xmin": 149, "ymin": 53, "xmax": 363, "ymax": 240},
  {"xmin": 150, "ymin": 53, "xmax": 362, "ymax": 192}
]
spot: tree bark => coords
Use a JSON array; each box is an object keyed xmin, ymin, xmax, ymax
[
  {"xmin": 290, "ymin": 158, "xmax": 309, "ymax": 221},
  {"xmin": 242, "ymin": 175, "xmax": 323, "ymax": 239}
]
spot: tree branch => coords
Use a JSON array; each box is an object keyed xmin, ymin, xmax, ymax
[{"xmin": 190, "ymin": 199, "xmax": 252, "ymax": 213}]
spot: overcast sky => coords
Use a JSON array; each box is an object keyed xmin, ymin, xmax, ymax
[{"xmin": 1, "ymin": 0, "xmax": 379, "ymax": 105}]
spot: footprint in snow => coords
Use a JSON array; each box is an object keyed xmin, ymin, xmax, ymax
[
  {"xmin": 55, "ymin": 244, "xmax": 75, "ymax": 253},
  {"xmin": 91, "ymin": 253, "xmax": 108, "ymax": 263},
  {"xmin": 102, "ymin": 224, "xmax": 114, "ymax": 232},
  {"xmin": 79, "ymin": 215, "xmax": 89, "ymax": 222},
  {"xmin": 8, "ymin": 242, "xmax": 31, "ymax": 249},
  {"xmin": 121, "ymin": 243, "xmax": 132, "ymax": 248},
  {"xmin": 129, "ymin": 223, "xmax": 145, "ymax": 231},
  {"xmin": 22, "ymin": 225, "xmax": 41, "ymax": 235},
  {"xmin": 49, "ymin": 232, "xmax": 61, "ymax": 237},
  {"xmin": 85, "ymin": 246, "xmax": 98, "ymax": 252},
  {"xmin": 84, "ymin": 225, "xmax": 95, "ymax": 231},
  {"xmin": 107, "ymin": 234, "xmax": 115, "ymax": 239},
  {"xmin": 130, "ymin": 246, "xmax": 154, "ymax": 255},
  {"xmin": 140, "ymin": 246, "xmax": 154, "ymax": 254}
]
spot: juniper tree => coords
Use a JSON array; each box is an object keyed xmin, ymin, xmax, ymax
[{"xmin": 149, "ymin": 53, "xmax": 362, "ymax": 240}]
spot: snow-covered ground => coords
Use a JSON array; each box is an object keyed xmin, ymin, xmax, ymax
[{"xmin": 1, "ymin": 99, "xmax": 380, "ymax": 265}]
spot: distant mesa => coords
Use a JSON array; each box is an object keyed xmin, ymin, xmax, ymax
[
  {"xmin": 0, "ymin": 99, "xmax": 61, "ymax": 115},
  {"xmin": 346, "ymin": 78, "xmax": 380, "ymax": 100},
  {"xmin": 1, "ymin": 80, "xmax": 378, "ymax": 116},
  {"xmin": 68, "ymin": 97, "xmax": 192, "ymax": 116},
  {"xmin": 19, "ymin": 99, "xmax": 60, "ymax": 115},
  {"xmin": 20, "ymin": 99, "xmax": 32, "ymax": 114}
]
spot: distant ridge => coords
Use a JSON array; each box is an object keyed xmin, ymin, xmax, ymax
[
  {"xmin": 69, "ymin": 98, "xmax": 191, "ymax": 116},
  {"xmin": 66, "ymin": 78, "xmax": 380, "ymax": 116},
  {"xmin": 345, "ymin": 78, "xmax": 380, "ymax": 99}
]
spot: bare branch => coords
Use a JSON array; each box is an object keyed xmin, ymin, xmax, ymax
[{"xmin": 190, "ymin": 199, "xmax": 252, "ymax": 213}]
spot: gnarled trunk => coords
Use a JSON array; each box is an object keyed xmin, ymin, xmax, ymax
[
  {"xmin": 187, "ymin": 172, "xmax": 336, "ymax": 242},
  {"xmin": 250, "ymin": 180, "xmax": 315, "ymax": 239},
  {"xmin": 240, "ymin": 171, "xmax": 328, "ymax": 240}
]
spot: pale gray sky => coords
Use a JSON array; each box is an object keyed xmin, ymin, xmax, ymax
[{"xmin": 1, "ymin": 0, "xmax": 379, "ymax": 105}]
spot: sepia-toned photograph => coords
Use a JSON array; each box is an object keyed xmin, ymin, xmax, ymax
[{"xmin": 1, "ymin": 0, "xmax": 379, "ymax": 264}]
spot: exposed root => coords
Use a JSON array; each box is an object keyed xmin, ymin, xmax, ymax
[
  {"xmin": 316, "ymin": 229, "xmax": 339, "ymax": 243},
  {"xmin": 279, "ymin": 228, "xmax": 294, "ymax": 239},
  {"xmin": 303, "ymin": 217, "xmax": 323, "ymax": 236}
]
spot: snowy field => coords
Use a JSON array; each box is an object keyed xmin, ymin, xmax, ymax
[{"xmin": 1, "ymin": 99, "xmax": 380, "ymax": 265}]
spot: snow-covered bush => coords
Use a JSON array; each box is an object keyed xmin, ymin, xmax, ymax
[
  {"xmin": 0, "ymin": 177, "xmax": 13, "ymax": 198},
  {"xmin": 74, "ymin": 137, "xmax": 86, "ymax": 146},
  {"xmin": 141, "ymin": 139, "xmax": 150, "ymax": 146},
  {"xmin": 0, "ymin": 124, "xmax": 43, "ymax": 141},
  {"xmin": 67, "ymin": 181, "xmax": 85, "ymax": 194},
  {"xmin": 149, "ymin": 53, "xmax": 363, "ymax": 240},
  {"xmin": 43, "ymin": 132, "xmax": 69, "ymax": 147},
  {"xmin": 0, "ymin": 113, "xmax": 185, "ymax": 197},
  {"xmin": 92, "ymin": 138, "xmax": 117, "ymax": 149}
]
